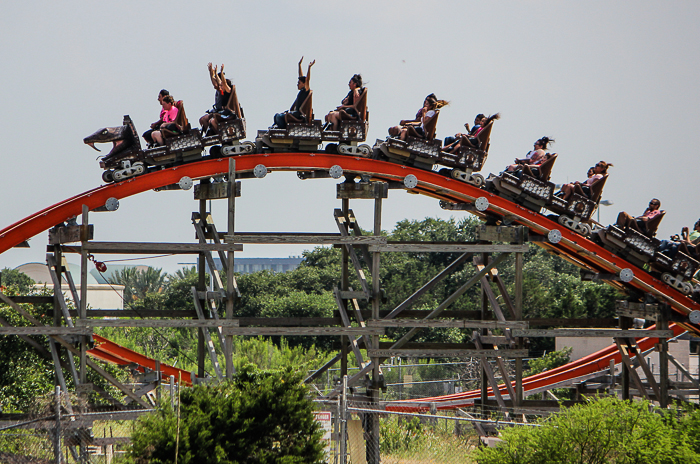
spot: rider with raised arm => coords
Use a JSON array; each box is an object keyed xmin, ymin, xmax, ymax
[
  {"xmin": 199, "ymin": 63, "xmax": 234, "ymax": 135},
  {"xmin": 272, "ymin": 56, "xmax": 315, "ymax": 129}
]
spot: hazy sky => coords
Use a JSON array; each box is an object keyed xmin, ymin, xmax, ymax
[{"xmin": 2, "ymin": 1, "xmax": 699, "ymax": 275}]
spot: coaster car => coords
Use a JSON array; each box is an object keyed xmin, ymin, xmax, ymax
[
  {"xmin": 437, "ymin": 119, "xmax": 496, "ymax": 187},
  {"xmin": 257, "ymin": 91, "xmax": 322, "ymax": 152},
  {"xmin": 85, "ymin": 101, "xmax": 242, "ymax": 183},
  {"xmin": 546, "ymin": 174, "xmax": 608, "ymax": 236},
  {"xmin": 203, "ymin": 87, "xmax": 255, "ymax": 157},
  {"xmin": 486, "ymin": 154, "xmax": 559, "ymax": 212},
  {"xmin": 595, "ymin": 213, "xmax": 698, "ymax": 294},
  {"xmin": 374, "ymin": 111, "xmax": 442, "ymax": 170},
  {"xmin": 322, "ymin": 88, "xmax": 372, "ymax": 157}
]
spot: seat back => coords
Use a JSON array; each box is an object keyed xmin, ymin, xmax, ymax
[
  {"xmin": 588, "ymin": 174, "xmax": 608, "ymax": 203},
  {"xmin": 537, "ymin": 153, "xmax": 558, "ymax": 181},
  {"xmin": 173, "ymin": 100, "xmax": 190, "ymax": 132},
  {"xmin": 300, "ymin": 90, "xmax": 313, "ymax": 123},
  {"xmin": 475, "ymin": 120, "xmax": 494, "ymax": 151},
  {"xmin": 162, "ymin": 101, "xmax": 190, "ymax": 138},
  {"xmin": 645, "ymin": 210, "xmax": 665, "ymax": 237},
  {"xmin": 423, "ymin": 110, "xmax": 440, "ymax": 141},
  {"xmin": 124, "ymin": 115, "xmax": 142, "ymax": 151},
  {"xmin": 225, "ymin": 86, "xmax": 242, "ymax": 119},
  {"xmin": 355, "ymin": 88, "xmax": 368, "ymax": 123}
]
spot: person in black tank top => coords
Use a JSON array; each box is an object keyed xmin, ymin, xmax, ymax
[
  {"xmin": 324, "ymin": 74, "xmax": 363, "ymax": 131},
  {"xmin": 272, "ymin": 56, "xmax": 315, "ymax": 129}
]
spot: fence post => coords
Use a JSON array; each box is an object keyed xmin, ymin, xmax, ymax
[
  {"xmin": 340, "ymin": 375, "xmax": 347, "ymax": 464},
  {"xmin": 55, "ymin": 385, "xmax": 63, "ymax": 464}
]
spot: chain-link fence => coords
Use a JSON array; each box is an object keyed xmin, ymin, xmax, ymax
[
  {"xmin": 0, "ymin": 387, "xmax": 149, "ymax": 463},
  {"xmin": 313, "ymin": 373, "xmax": 544, "ymax": 464},
  {"xmin": 308, "ymin": 358, "xmax": 513, "ymax": 401}
]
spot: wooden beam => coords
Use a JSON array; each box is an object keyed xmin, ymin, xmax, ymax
[
  {"xmin": 526, "ymin": 318, "xmax": 618, "ymax": 327},
  {"xmin": 367, "ymin": 349, "xmax": 528, "ymax": 358},
  {"xmin": 492, "ymin": 274, "xmax": 517, "ymax": 319},
  {"xmin": 368, "ymin": 320, "xmax": 528, "ymax": 329},
  {"xmin": 223, "ymin": 233, "xmax": 386, "ymax": 245},
  {"xmin": 61, "ymin": 242, "xmax": 244, "ymax": 254},
  {"xmin": 334, "ymin": 210, "xmax": 371, "ymax": 297},
  {"xmin": 333, "ymin": 288, "xmax": 366, "ymax": 367},
  {"xmin": 615, "ymin": 338, "xmax": 650, "ymax": 401},
  {"xmin": 626, "ymin": 337, "xmax": 662, "ymax": 402},
  {"xmin": 52, "ymin": 309, "xmax": 199, "ymax": 318},
  {"xmin": 475, "ymin": 332, "xmax": 517, "ymax": 401},
  {"xmin": 75, "ymin": 319, "xmax": 240, "ymax": 328},
  {"xmin": 191, "ymin": 288, "xmax": 223, "ymax": 380},
  {"xmin": 473, "ymin": 335, "xmax": 507, "ymax": 410},
  {"xmin": 479, "ymin": 275, "xmax": 513, "ymax": 342},
  {"xmin": 0, "ymin": 327, "xmax": 92, "ymax": 335},
  {"xmin": 223, "ymin": 327, "xmax": 384, "ymax": 336},
  {"xmin": 338, "ymin": 291, "xmax": 368, "ymax": 300},
  {"xmin": 368, "ymin": 243, "xmax": 529, "ymax": 253},
  {"xmin": 513, "ymin": 329, "xmax": 673, "ymax": 338}
]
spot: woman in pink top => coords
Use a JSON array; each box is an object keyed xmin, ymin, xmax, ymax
[
  {"xmin": 151, "ymin": 95, "xmax": 179, "ymax": 146},
  {"xmin": 560, "ymin": 160, "xmax": 612, "ymax": 201}
]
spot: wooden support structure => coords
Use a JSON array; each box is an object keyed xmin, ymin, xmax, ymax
[{"xmin": 191, "ymin": 287, "xmax": 223, "ymax": 379}]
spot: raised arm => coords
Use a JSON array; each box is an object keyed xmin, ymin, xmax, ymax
[
  {"xmin": 208, "ymin": 62, "xmax": 220, "ymax": 89},
  {"xmin": 298, "ymin": 56, "xmax": 304, "ymax": 78},
  {"xmin": 219, "ymin": 64, "xmax": 232, "ymax": 94},
  {"xmin": 304, "ymin": 59, "xmax": 315, "ymax": 91}
]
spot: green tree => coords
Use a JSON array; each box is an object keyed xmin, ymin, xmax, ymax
[
  {"xmin": 0, "ymin": 268, "xmax": 35, "ymax": 293},
  {"xmin": 128, "ymin": 365, "xmax": 325, "ymax": 464},
  {"xmin": 525, "ymin": 347, "xmax": 572, "ymax": 377},
  {"xmin": 475, "ymin": 397, "xmax": 699, "ymax": 464},
  {"xmin": 109, "ymin": 267, "xmax": 167, "ymax": 304}
]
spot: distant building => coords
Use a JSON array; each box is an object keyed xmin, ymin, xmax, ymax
[{"xmin": 194, "ymin": 257, "xmax": 304, "ymax": 274}]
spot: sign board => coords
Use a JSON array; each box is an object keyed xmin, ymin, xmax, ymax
[{"xmin": 313, "ymin": 411, "xmax": 332, "ymax": 459}]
